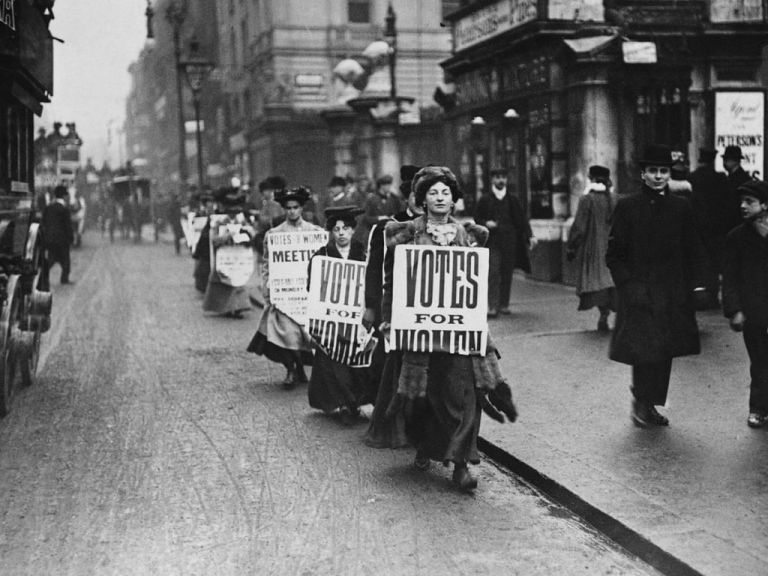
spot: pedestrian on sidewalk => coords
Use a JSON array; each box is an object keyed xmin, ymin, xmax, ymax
[
  {"xmin": 380, "ymin": 166, "xmax": 517, "ymax": 492},
  {"xmin": 723, "ymin": 145, "xmax": 753, "ymax": 234},
  {"xmin": 306, "ymin": 206, "xmax": 371, "ymax": 425},
  {"xmin": 42, "ymin": 185, "xmax": 74, "ymax": 287},
  {"xmin": 722, "ymin": 180, "xmax": 768, "ymax": 428},
  {"xmin": 689, "ymin": 148, "xmax": 731, "ymax": 309},
  {"xmin": 191, "ymin": 192, "xmax": 214, "ymax": 293},
  {"xmin": 566, "ymin": 165, "xmax": 616, "ymax": 332},
  {"xmin": 247, "ymin": 186, "xmax": 322, "ymax": 389},
  {"xmin": 474, "ymin": 167, "xmax": 535, "ymax": 318},
  {"xmin": 167, "ymin": 192, "xmax": 185, "ymax": 255},
  {"xmin": 606, "ymin": 144, "xmax": 709, "ymax": 427}
]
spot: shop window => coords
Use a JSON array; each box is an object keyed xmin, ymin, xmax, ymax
[
  {"xmin": 634, "ymin": 85, "xmax": 690, "ymax": 153},
  {"xmin": 348, "ymin": 0, "xmax": 370, "ymax": 23}
]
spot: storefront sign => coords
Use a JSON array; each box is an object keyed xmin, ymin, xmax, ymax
[
  {"xmin": 307, "ymin": 256, "xmax": 377, "ymax": 367},
  {"xmin": 715, "ymin": 91, "xmax": 765, "ymax": 177},
  {"xmin": 1, "ymin": 0, "xmax": 15, "ymax": 30},
  {"xmin": 215, "ymin": 245, "xmax": 254, "ymax": 288},
  {"xmin": 622, "ymin": 42, "xmax": 657, "ymax": 64},
  {"xmin": 454, "ymin": 0, "xmax": 538, "ymax": 52},
  {"xmin": 710, "ymin": 0, "xmax": 763, "ymax": 22},
  {"xmin": 268, "ymin": 230, "xmax": 328, "ymax": 325},
  {"xmin": 390, "ymin": 245, "xmax": 489, "ymax": 356}
]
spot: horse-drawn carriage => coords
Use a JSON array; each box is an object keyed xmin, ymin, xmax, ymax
[
  {"xmin": 0, "ymin": 192, "xmax": 53, "ymax": 416},
  {"xmin": 108, "ymin": 176, "xmax": 152, "ymax": 242}
]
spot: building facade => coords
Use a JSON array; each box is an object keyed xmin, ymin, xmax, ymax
[
  {"xmin": 125, "ymin": 0, "xmax": 220, "ymax": 195},
  {"xmin": 440, "ymin": 0, "xmax": 768, "ymax": 280},
  {"xmin": 216, "ymin": 0, "xmax": 454, "ymax": 191}
]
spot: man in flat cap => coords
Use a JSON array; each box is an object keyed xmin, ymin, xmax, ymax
[{"xmin": 722, "ymin": 180, "xmax": 768, "ymax": 428}]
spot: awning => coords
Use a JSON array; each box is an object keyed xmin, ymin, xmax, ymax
[{"xmin": 563, "ymin": 35, "xmax": 618, "ymax": 55}]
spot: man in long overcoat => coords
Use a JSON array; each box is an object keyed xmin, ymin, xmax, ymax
[
  {"xmin": 474, "ymin": 167, "xmax": 535, "ymax": 317},
  {"xmin": 606, "ymin": 144, "xmax": 708, "ymax": 427},
  {"xmin": 42, "ymin": 185, "xmax": 75, "ymax": 287}
]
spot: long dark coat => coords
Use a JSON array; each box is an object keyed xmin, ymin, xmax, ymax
[
  {"xmin": 306, "ymin": 239, "xmax": 375, "ymax": 411},
  {"xmin": 606, "ymin": 186, "xmax": 708, "ymax": 365},
  {"xmin": 474, "ymin": 192, "xmax": 532, "ymax": 273}
]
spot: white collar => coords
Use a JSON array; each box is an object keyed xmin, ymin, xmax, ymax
[{"xmin": 492, "ymin": 186, "xmax": 507, "ymax": 200}]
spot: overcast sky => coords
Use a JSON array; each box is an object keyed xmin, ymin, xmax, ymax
[{"xmin": 39, "ymin": 0, "xmax": 147, "ymax": 168}]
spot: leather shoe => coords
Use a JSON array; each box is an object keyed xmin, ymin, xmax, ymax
[
  {"xmin": 452, "ymin": 465, "xmax": 477, "ymax": 492},
  {"xmin": 414, "ymin": 450, "xmax": 430, "ymax": 471},
  {"xmin": 631, "ymin": 400, "xmax": 651, "ymax": 428},
  {"xmin": 648, "ymin": 406, "xmax": 669, "ymax": 426},
  {"xmin": 487, "ymin": 308, "xmax": 498, "ymax": 319},
  {"xmin": 500, "ymin": 307, "xmax": 512, "ymax": 315},
  {"xmin": 747, "ymin": 412, "xmax": 766, "ymax": 428}
]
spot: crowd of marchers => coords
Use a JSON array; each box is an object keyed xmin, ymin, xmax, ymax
[{"xmin": 164, "ymin": 143, "xmax": 767, "ymax": 493}]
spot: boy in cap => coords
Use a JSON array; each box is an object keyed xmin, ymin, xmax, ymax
[
  {"xmin": 723, "ymin": 145, "xmax": 752, "ymax": 233},
  {"xmin": 722, "ymin": 180, "xmax": 768, "ymax": 428}
]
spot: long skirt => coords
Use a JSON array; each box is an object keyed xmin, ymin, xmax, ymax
[
  {"xmin": 308, "ymin": 347, "xmax": 371, "ymax": 412},
  {"xmin": 364, "ymin": 351, "xmax": 409, "ymax": 449},
  {"xmin": 202, "ymin": 280, "xmax": 251, "ymax": 315},
  {"xmin": 247, "ymin": 305, "xmax": 313, "ymax": 366},
  {"xmin": 409, "ymin": 353, "xmax": 482, "ymax": 465}
]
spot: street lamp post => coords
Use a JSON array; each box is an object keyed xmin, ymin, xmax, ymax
[
  {"xmin": 180, "ymin": 41, "xmax": 214, "ymax": 191},
  {"xmin": 145, "ymin": 0, "xmax": 189, "ymax": 198},
  {"xmin": 384, "ymin": 2, "xmax": 397, "ymax": 102}
]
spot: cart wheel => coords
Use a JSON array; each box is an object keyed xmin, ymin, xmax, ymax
[
  {"xmin": 0, "ymin": 275, "xmax": 21, "ymax": 417},
  {"xmin": 17, "ymin": 330, "xmax": 39, "ymax": 388}
]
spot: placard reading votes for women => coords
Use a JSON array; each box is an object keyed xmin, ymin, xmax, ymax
[
  {"xmin": 268, "ymin": 230, "xmax": 328, "ymax": 325},
  {"xmin": 390, "ymin": 245, "xmax": 489, "ymax": 356},
  {"xmin": 306, "ymin": 256, "xmax": 378, "ymax": 367}
]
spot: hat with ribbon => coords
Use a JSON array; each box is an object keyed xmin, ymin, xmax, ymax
[
  {"xmin": 324, "ymin": 205, "xmax": 364, "ymax": 230},
  {"xmin": 275, "ymin": 186, "xmax": 310, "ymax": 206}
]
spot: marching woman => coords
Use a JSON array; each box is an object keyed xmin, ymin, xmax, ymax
[
  {"xmin": 202, "ymin": 187, "xmax": 255, "ymax": 318},
  {"xmin": 380, "ymin": 166, "xmax": 517, "ymax": 492},
  {"xmin": 247, "ymin": 186, "xmax": 323, "ymax": 389},
  {"xmin": 306, "ymin": 206, "xmax": 373, "ymax": 424}
]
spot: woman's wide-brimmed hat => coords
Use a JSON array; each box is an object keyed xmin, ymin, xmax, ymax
[
  {"xmin": 275, "ymin": 186, "xmax": 311, "ymax": 206},
  {"xmin": 638, "ymin": 144, "xmax": 674, "ymax": 168},
  {"xmin": 324, "ymin": 205, "xmax": 364, "ymax": 230}
]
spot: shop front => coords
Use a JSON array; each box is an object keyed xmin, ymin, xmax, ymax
[{"xmin": 442, "ymin": 0, "xmax": 768, "ymax": 283}]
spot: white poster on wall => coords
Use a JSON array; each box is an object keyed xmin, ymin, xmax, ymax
[{"xmin": 715, "ymin": 91, "xmax": 765, "ymax": 178}]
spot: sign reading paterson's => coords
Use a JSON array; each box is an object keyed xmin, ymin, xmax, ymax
[
  {"xmin": 267, "ymin": 230, "xmax": 328, "ymax": 326},
  {"xmin": 307, "ymin": 256, "xmax": 377, "ymax": 367},
  {"xmin": 390, "ymin": 245, "xmax": 489, "ymax": 355}
]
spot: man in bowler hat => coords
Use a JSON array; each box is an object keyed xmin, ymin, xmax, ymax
[
  {"xmin": 722, "ymin": 145, "xmax": 752, "ymax": 233},
  {"xmin": 42, "ymin": 185, "xmax": 75, "ymax": 287},
  {"xmin": 722, "ymin": 180, "xmax": 768, "ymax": 428},
  {"xmin": 607, "ymin": 144, "xmax": 709, "ymax": 427}
]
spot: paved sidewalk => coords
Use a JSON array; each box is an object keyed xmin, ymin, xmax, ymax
[{"xmin": 483, "ymin": 274, "xmax": 768, "ymax": 576}]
